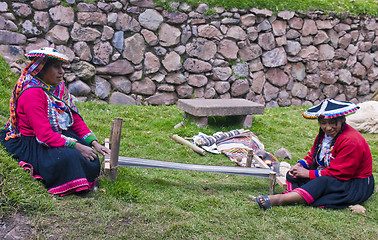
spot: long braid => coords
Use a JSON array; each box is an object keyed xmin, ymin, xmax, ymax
[{"xmin": 312, "ymin": 127, "xmax": 324, "ymax": 162}]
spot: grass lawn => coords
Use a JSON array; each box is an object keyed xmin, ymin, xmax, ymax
[
  {"xmin": 157, "ymin": 0, "xmax": 378, "ymax": 16},
  {"xmin": 0, "ymin": 55, "xmax": 377, "ymax": 239}
]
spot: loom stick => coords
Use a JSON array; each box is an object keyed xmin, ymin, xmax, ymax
[
  {"xmin": 169, "ymin": 134, "xmax": 206, "ymax": 156},
  {"xmin": 103, "ymin": 138, "xmax": 111, "ymax": 173}
]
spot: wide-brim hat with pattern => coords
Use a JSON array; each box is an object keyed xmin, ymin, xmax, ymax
[
  {"xmin": 26, "ymin": 47, "xmax": 69, "ymax": 63},
  {"xmin": 303, "ymin": 98, "xmax": 359, "ymax": 119}
]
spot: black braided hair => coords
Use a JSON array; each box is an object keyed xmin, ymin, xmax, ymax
[{"xmin": 312, "ymin": 116, "xmax": 346, "ymax": 164}]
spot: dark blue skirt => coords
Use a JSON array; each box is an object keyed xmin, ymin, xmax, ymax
[
  {"xmin": 286, "ymin": 172, "xmax": 375, "ymax": 209},
  {"xmin": 0, "ymin": 129, "xmax": 101, "ymax": 196}
]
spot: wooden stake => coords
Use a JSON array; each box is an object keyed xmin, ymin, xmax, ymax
[
  {"xmin": 169, "ymin": 134, "xmax": 206, "ymax": 156},
  {"xmin": 269, "ymin": 171, "xmax": 276, "ymax": 195},
  {"xmin": 109, "ymin": 117, "xmax": 123, "ymax": 181},
  {"xmin": 246, "ymin": 149, "xmax": 253, "ymax": 167}
]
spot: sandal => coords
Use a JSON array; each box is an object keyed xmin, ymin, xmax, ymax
[{"xmin": 249, "ymin": 195, "xmax": 272, "ymax": 210}]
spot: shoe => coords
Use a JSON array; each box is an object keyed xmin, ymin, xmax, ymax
[{"xmin": 249, "ymin": 195, "xmax": 272, "ymax": 210}]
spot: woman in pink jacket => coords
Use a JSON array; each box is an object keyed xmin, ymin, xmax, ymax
[
  {"xmin": 251, "ymin": 99, "xmax": 374, "ymax": 209},
  {"xmin": 1, "ymin": 48, "xmax": 110, "ymax": 196}
]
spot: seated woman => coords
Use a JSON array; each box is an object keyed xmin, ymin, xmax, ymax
[
  {"xmin": 0, "ymin": 47, "xmax": 110, "ymax": 196},
  {"xmin": 251, "ymin": 98, "xmax": 375, "ymax": 209}
]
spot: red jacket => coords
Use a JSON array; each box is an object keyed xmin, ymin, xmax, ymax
[{"xmin": 299, "ymin": 124, "xmax": 372, "ymax": 181}]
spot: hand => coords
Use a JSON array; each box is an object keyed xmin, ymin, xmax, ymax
[
  {"xmin": 74, "ymin": 142, "xmax": 98, "ymax": 161},
  {"xmin": 91, "ymin": 140, "xmax": 111, "ymax": 156},
  {"xmin": 289, "ymin": 163, "xmax": 309, "ymax": 179}
]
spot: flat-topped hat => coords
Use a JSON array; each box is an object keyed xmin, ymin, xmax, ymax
[
  {"xmin": 303, "ymin": 98, "xmax": 359, "ymax": 119},
  {"xmin": 26, "ymin": 47, "xmax": 69, "ymax": 63}
]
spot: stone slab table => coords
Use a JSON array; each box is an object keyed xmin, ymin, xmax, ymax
[{"xmin": 177, "ymin": 99, "xmax": 265, "ymax": 128}]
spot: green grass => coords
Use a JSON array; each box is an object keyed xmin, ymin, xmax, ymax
[
  {"xmin": 157, "ymin": 0, "xmax": 378, "ymax": 16},
  {"xmin": 0, "ymin": 55, "xmax": 377, "ymax": 239}
]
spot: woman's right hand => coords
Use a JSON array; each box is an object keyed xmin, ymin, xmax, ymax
[{"xmin": 74, "ymin": 142, "xmax": 97, "ymax": 161}]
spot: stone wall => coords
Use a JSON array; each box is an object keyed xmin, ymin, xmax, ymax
[{"xmin": 0, "ymin": 0, "xmax": 377, "ymax": 107}]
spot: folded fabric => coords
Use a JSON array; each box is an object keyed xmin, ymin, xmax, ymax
[{"xmin": 192, "ymin": 130, "xmax": 277, "ymax": 168}]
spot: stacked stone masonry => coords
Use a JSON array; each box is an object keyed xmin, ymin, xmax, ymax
[{"xmin": 0, "ymin": 0, "xmax": 377, "ymax": 107}]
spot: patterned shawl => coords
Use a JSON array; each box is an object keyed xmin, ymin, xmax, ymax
[{"xmin": 4, "ymin": 55, "xmax": 77, "ymax": 140}]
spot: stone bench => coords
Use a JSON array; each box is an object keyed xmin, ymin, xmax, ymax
[{"xmin": 177, "ymin": 99, "xmax": 265, "ymax": 128}]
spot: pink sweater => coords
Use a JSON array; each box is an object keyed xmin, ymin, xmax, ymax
[{"xmin": 16, "ymin": 87, "xmax": 94, "ymax": 148}]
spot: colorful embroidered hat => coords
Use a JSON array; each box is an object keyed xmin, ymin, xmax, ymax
[
  {"xmin": 303, "ymin": 98, "xmax": 359, "ymax": 119},
  {"xmin": 26, "ymin": 47, "xmax": 69, "ymax": 63}
]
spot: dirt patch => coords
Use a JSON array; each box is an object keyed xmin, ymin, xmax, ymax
[{"xmin": 0, "ymin": 212, "xmax": 36, "ymax": 239}]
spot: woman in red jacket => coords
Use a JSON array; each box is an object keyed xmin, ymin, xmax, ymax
[
  {"xmin": 251, "ymin": 99, "xmax": 374, "ymax": 209},
  {"xmin": 1, "ymin": 47, "xmax": 110, "ymax": 196}
]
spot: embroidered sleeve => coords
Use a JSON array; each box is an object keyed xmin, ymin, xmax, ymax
[
  {"xmin": 309, "ymin": 170, "xmax": 321, "ymax": 179},
  {"xmin": 62, "ymin": 135, "xmax": 78, "ymax": 148},
  {"xmin": 298, "ymin": 159, "xmax": 309, "ymax": 168},
  {"xmin": 83, "ymin": 132, "xmax": 97, "ymax": 145}
]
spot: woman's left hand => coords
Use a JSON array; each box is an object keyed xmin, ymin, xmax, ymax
[{"xmin": 92, "ymin": 141, "xmax": 111, "ymax": 156}]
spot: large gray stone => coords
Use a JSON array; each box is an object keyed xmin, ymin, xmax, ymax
[
  {"xmin": 34, "ymin": 11, "xmax": 50, "ymax": 32},
  {"xmin": 144, "ymin": 52, "xmax": 160, "ymax": 74},
  {"xmin": 71, "ymin": 23, "xmax": 101, "ymax": 42},
  {"xmin": 94, "ymin": 76, "xmax": 111, "ymax": 99},
  {"xmin": 49, "ymin": 5, "xmax": 74, "ymax": 26},
  {"xmin": 73, "ymin": 42, "xmax": 92, "ymax": 61},
  {"xmin": 176, "ymin": 84, "xmax": 193, "ymax": 98},
  {"xmin": 0, "ymin": 30, "xmax": 26, "ymax": 44},
  {"xmin": 291, "ymin": 82, "xmax": 308, "ymax": 98},
  {"xmin": 77, "ymin": 12, "xmax": 107, "ymax": 25},
  {"xmin": 198, "ymin": 24, "xmax": 223, "ymax": 40},
  {"xmin": 109, "ymin": 92, "xmax": 136, "ymax": 105},
  {"xmin": 138, "ymin": 9, "xmax": 163, "ymax": 31},
  {"xmin": 188, "ymin": 74, "xmax": 208, "ymax": 87},
  {"xmin": 115, "ymin": 12, "xmax": 141, "ymax": 32},
  {"xmin": 162, "ymin": 51, "xmax": 182, "ymax": 72},
  {"xmin": 96, "ymin": 60, "xmax": 134, "ymax": 75},
  {"xmin": 110, "ymin": 76, "xmax": 132, "ymax": 94},
  {"xmin": 68, "ymin": 80, "xmax": 91, "ymax": 96},
  {"xmin": 232, "ymin": 62, "xmax": 249, "ymax": 77},
  {"xmin": 266, "ymin": 68, "xmax": 289, "ymax": 87},
  {"xmin": 226, "ymin": 26, "xmax": 247, "ymax": 40},
  {"xmin": 71, "ymin": 61, "xmax": 96, "ymax": 81},
  {"xmin": 213, "ymin": 67, "xmax": 232, "ymax": 81},
  {"xmin": 159, "ymin": 23, "xmax": 181, "ymax": 47},
  {"xmin": 218, "ymin": 39, "xmax": 238, "ymax": 59},
  {"xmin": 146, "ymin": 92, "xmax": 178, "ymax": 105},
  {"xmin": 262, "ymin": 47, "xmax": 287, "ymax": 68},
  {"xmin": 46, "ymin": 25, "xmax": 69, "ymax": 44},
  {"xmin": 231, "ymin": 79, "xmax": 249, "ymax": 97},
  {"xmin": 239, "ymin": 43, "xmax": 262, "ymax": 61},
  {"xmin": 258, "ymin": 32, "xmax": 276, "ymax": 51},
  {"xmin": 93, "ymin": 41, "xmax": 113, "ymax": 65},
  {"xmin": 0, "ymin": 45, "xmax": 24, "ymax": 63},
  {"xmin": 186, "ymin": 38, "xmax": 217, "ymax": 61},
  {"xmin": 132, "ymin": 78, "xmax": 156, "ymax": 95},
  {"xmin": 183, "ymin": 58, "xmax": 212, "ymax": 73},
  {"xmin": 123, "ymin": 33, "xmax": 146, "ymax": 64}
]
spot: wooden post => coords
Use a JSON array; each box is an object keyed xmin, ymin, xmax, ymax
[
  {"xmin": 269, "ymin": 171, "xmax": 276, "ymax": 195},
  {"xmin": 109, "ymin": 117, "xmax": 123, "ymax": 181},
  {"xmin": 246, "ymin": 149, "xmax": 253, "ymax": 167}
]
